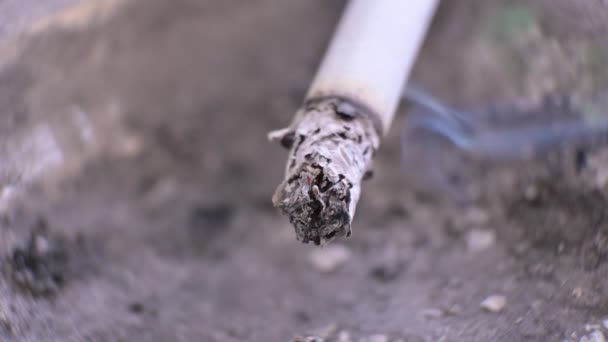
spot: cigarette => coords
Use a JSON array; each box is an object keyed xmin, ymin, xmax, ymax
[{"xmin": 269, "ymin": 0, "xmax": 439, "ymax": 245}]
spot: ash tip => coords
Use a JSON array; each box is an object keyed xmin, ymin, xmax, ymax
[
  {"xmin": 272, "ymin": 168, "xmax": 353, "ymax": 246},
  {"xmin": 269, "ymin": 98, "xmax": 378, "ymax": 245},
  {"xmin": 292, "ymin": 212, "xmax": 352, "ymax": 246}
]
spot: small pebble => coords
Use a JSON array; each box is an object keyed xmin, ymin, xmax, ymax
[
  {"xmin": 368, "ymin": 334, "xmax": 389, "ymax": 342},
  {"xmin": 337, "ymin": 330, "xmax": 352, "ymax": 342},
  {"xmin": 466, "ymin": 229, "xmax": 496, "ymax": 252},
  {"xmin": 309, "ymin": 245, "xmax": 352, "ymax": 273},
  {"xmin": 316, "ymin": 323, "xmax": 338, "ymax": 339},
  {"xmin": 602, "ymin": 319, "xmax": 608, "ymax": 330},
  {"xmin": 480, "ymin": 294, "xmax": 507, "ymax": 313},
  {"xmin": 445, "ymin": 304, "xmax": 463, "ymax": 316},
  {"xmin": 580, "ymin": 330, "xmax": 606, "ymax": 342},
  {"xmin": 421, "ymin": 308, "xmax": 444, "ymax": 319},
  {"xmin": 369, "ymin": 245, "xmax": 405, "ymax": 282},
  {"xmin": 524, "ymin": 185, "xmax": 539, "ymax": 201}
]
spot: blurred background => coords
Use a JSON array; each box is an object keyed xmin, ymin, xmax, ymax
[{"xmin": 0, "ymin": 0, "xmax": 607, "ymax": 341}]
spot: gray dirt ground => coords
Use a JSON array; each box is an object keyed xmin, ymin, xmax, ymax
[
  {"xmin": 0, "ymin": 0, "xmax": 78, "ymax": 37},
  {"xmin": 1, "ymin": 0, "xmax": 608, "ymax": 341}
]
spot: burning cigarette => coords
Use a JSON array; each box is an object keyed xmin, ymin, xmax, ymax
[{"xmin": 269, "ymin": 0, "xmax": 439, "ymax": 245}]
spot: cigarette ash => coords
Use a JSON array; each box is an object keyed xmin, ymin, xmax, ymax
[{"xmin": 269, "ymin": 98, "xmax": 380, "ymax": 245}]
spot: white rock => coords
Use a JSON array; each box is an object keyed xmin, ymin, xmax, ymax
[
  {"xmin": 466, "ymin": 229, "xmax": 496, "ymax": 252},
  {"xmin": 524, "ymin": 185, "xmax": 539, "ymax": 201},
  {"xmin": 337, "ymin": 330, "xmax": 352, "ymax": 342},
  {"xmin": 309, "ymin": 245, "xmax": 352, "ymax": 273},
  {"xmin": 603, "ymin": 319, "xmax": 608, "ymax": 330},
  {"xmin": 368, "ymin": 335, "xmax": 389, "ymax": 342},
  {"xmin": 593, "ymin": 331, "xmax": 606, "ymax": 342},
  {"xmin": 580, "ymin": 330, "xmax": 606, "ymax": 342},
  {"xmin": 316, "ymin": 323, "xmax": 338, "ymax": 339},
  {"xmin": 480, "ymin": 295, "xmax": 507, "ymax": 313}
]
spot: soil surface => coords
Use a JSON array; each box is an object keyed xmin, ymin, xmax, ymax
[{"xmin": 1, "ymin": 1, "xmax": 608, "ymax": 341}]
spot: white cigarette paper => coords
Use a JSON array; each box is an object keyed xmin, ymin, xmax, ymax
[{"xmin": 269, "ymin": 0, "xmax": 439, "ymax": 245}]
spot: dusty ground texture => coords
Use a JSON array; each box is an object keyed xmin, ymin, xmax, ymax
[{"xmin": 0, "ymin": 0, "xmax": 608, "ymax": 341}]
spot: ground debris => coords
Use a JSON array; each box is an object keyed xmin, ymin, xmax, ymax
[
  {"xmin": 462, "ymin": 207, "xmax": 490, "ymax": 226},
  {"xmin": 336, "ymin": 330, "xmax": 351, "ymax": 342},
  {"xmin": 369, "ymin": 244, "xmax": 407, "ymax": 282},
  {"xmin": 420, "ymin": 308, "xmax": 445, "ymax": 319},
  {"xmin": 5, "ymin": 219, "xmax": 70, "ymax": 297},
  {"xmin": 518, "ymin": 316, "xmax": 550, "ymax": 337},
  {"xmin": 570, "ymin": 284, "xmax": 608, "ymax": 309},
  {"xmin": 309, "ymin": 245, "xmax": 352, "ymax": 273},
  {"xmin": 0, "ymin": 304, "xmax": 13, "ymax": 335},
  {"xmin": 367, "ymin": 334, "xmax": 389, "ymax": 342},
  {"xmin": 292, "ymin": 335, "xmax": 325, "ymax": 342},
  {"xmin": 582, "ymin": 149, "xmax": 608, "ymax": 190},
  {"xmin": 466, "ymin": 229, "xmax": 496, "ymax": 252},
  {"xmin": 507, "ymin": 177, "xmax": 608, "ymax": 254},
  {"xmin": 292, "ymin": 323, "xmax": 338, "ymax": 342},
  {"xmin": 480, "ymin": 294, "xmax": 507, "ymax": 313},
  {"xmin": 580, "ymin": 330, "xmax": 606, "ymax": 342}
]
